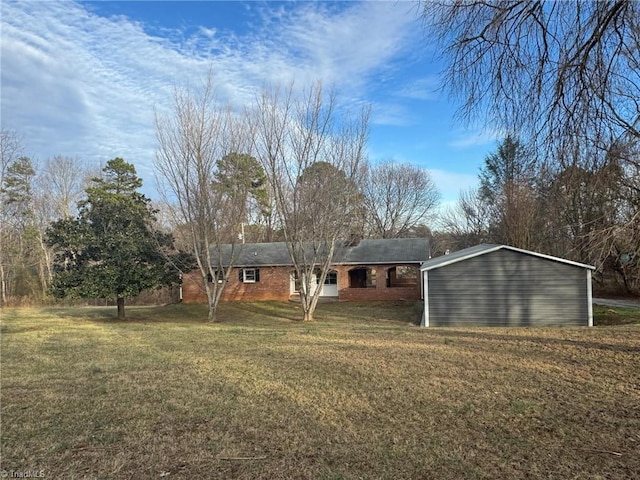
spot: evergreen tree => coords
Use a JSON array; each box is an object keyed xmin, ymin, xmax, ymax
[
  {"xmin": 478, "ymin": 136, "xmax": 540, "ymax": 248},
  {"xmin": 46, "ymin": 158, "xmax": 180, "ymax": 318}
]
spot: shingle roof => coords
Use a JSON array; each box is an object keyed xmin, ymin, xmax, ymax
[
  {"xmin": 212, "ymin": 238, "xmax": 429, "ymax": 267},
  {"xmin": 420, "ymin": 244, "xmax": 595, "ymax": 271}
]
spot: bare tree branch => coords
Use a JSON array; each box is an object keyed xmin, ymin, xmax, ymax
[
  {"xmin": 362, "ymin": 160, "xmax": 440, "ymax": 238},
  {"xmin": 155, "ymin": 74, "xmax": 251, "ymax": 321},
  {"xmin": 421, "ymin": 0, "xmax": 640, "ymax": 159},
  {"xmin": 252, "ymin": 82, "xmax": 370, "ymax": 321}
]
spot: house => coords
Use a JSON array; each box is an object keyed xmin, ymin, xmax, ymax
[
  {"xmin": 420, "ymin": 244, "xmax": 595, "ymax": 327},
  {"xmin": 181, "ymin": 237, "xmax": 429, "ymax": 303}
]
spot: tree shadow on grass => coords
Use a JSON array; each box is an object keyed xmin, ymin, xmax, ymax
[
  {"xmin": 221, "ymin": 301, "xmax": 302, "ymax": 323},
  {"xmin": 427, "ymin": 329, "xmax": 640, "ymax": 354},
  {"xmin": 39, "ymin": 304, "xmax": 210, "ymax": 324},
  {"xmin": 315, "ymin": 301, "xmax": 423, "ymax": 326}
]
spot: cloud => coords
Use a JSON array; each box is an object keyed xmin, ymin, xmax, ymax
[
  {"xmin": 0, "ymin": 1, "xmax": 421, "ymax": 196},
  {"xmin": 1, "ymin": 1, "xmax": 193, "ymax": 176},
  {"xmin": 371, "ymin": 103, "xmax": 415, "ymax": 127},
  {"xmin": 449, "ymin": 129, "xmax": 503, "ymax": 149},
  {"xmin": 251, "ymin": 2, "xmax": 417, "ymax": 88},
  {"xmin": 395, "ymin": 76, "xmax": 440, "ymax": 101}
]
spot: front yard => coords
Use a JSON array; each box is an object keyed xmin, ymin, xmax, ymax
[{"xmin": 1, "ymin": 302, "xmax": 639, "ymax": 479}]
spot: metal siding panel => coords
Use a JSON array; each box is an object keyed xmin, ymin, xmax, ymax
[{"xmin": 428, "ymin": 249, "xmax": 588, "ymax": 327}]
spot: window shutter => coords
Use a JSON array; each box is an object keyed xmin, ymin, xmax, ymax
[
  {"xmin": 255, "ymin": 269, "xmax": 260, "ymax": 282},
  {"xmin": 239, "ymin": 269, "xmax": 244, "ymax": 282}
]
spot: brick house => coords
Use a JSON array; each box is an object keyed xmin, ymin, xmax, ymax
[{"xmin": 181, "ymin": 238, "xmax": 429, "ymax": 303}]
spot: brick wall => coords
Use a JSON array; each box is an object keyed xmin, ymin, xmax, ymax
[
  {"xmin": 221, "ymin": 267, "xmax": 291, "ymax": 301},
  {"xmin": 181, "ymin": 267, "xmax": 292, "ymax": 303},
  {"xmin": 333, "ymin": 264, "xmax": 422, "ymax": 301},
  {"xmin": 181, "ymin": 272, "xmax": 207, "ymax": 303},
  {"xmin": 181, "ymin": 263, "xmax": 422, "ymax": 303}
]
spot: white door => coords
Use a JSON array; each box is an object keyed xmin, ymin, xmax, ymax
[{"xmin": 319, "ymin": 271, "xmax": 338, "ymax": 297}]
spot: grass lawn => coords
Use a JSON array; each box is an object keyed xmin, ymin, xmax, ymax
[{"xmin": 1, "ymin": 301, "xmax": 639, "ymax": 479}]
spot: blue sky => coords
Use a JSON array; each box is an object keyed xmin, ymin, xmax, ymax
[{"xmin": 1, "ymin": 0, "xmax": 500, "ymax": 208}]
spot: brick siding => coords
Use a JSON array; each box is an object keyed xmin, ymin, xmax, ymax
[
  {"xmin": 181, "ymin": 267, "xmax": 291, "ymax": 303},
  {"xmin": 181, "ymin": 263, "xmax": 422, "ymax": 303},
  {"xmin": 333, "ymin": 265, "xmax": 421, "ymax": 301}
]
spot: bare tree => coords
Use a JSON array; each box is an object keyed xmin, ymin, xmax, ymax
[
  {"xmin": 438, "ymin": 188, "xmax": 492, "ymax": 250},
  {"xmin": 155, "ymin": 76, "xmax": 251, "ymax": 321},
  {"xmin": 421, "ymin": 1, "xmax": 640, "ymax": 161},
  {"xmin": 252, "ymin": 82, "xmax": 369, "ymax": 321},
  {"xmin": 30, "ymin": 155, "xmax": 94, "ymax": 295},
  {"xmin": 362, "ymin": 160, "xmax": 440, "ymax": 238},
  {"xmin": 574, "ymin": 141, "xmax": 640, "ymax": 293},
  {"xmin": 0, "ymin": 130, "xmax": 25, "ymax": 304},
  {"xmin": 0, "ymin": 130, "xmax": 22, "ymax": 184},
  {"xmin": 38, "ymin": 155, "xmax": 88, "ymax": 220}
]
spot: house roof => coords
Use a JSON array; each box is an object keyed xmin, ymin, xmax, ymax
[
  {"xmin": 213, "ymin": 237, "xmax": 429, "ymax": 267},
  {"xmin": 420, "ymin": 244, "xmax": 595, "ymax": 271}
]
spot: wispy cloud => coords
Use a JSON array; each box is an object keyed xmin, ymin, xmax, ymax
[
  {"xmin": 257, "ymin": 2, "xmax": 417, "ymax": 85},
  {"xmin": 1, "ymin": 1, "xmax": 422, "ymax": 190},
  {"xmin": 371, "ymin": 103, "xmax": 415, "ymax": 127},
  {"xmin": 395, "ymin": 76, "xmax": 440, "ymax": 101},
  {"xmin": 449, "ymin": 129, "xmax": 503, "ymax": 149}
]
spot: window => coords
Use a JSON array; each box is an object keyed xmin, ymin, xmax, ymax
[
  {"xmin": 207, "ymin": 271, "xmax": 224, "ymax": 283},
  {"xmin": 291, "ymin": 269, "xmax": 337, "ymax": 293},
  {"xmin": 313, "ymin": 269, "xmax": 337, "ymax": 285},
  {"xmin": 387, "ymin": 266, "xmax": 418, "ymax": 288},
  {"xmin": 323, "ymin": 270, "xmax": 337, "ymax": 285},
  {"xmin": 239, "ymin": 268, "xmax": 260, "ymax": 283},
  {"xmin": 348, "ymin": 267, "xmax": 376, "ymax": 288}
]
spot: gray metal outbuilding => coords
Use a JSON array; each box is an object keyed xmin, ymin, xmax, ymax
[{"xmin": 420, "ymin": 244, "xmax": 595, "ymax": 327}]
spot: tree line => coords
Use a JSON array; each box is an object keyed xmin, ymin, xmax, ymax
[
  {"xmin": 0, "ymin": 94, "xmax": 441, "ymax": 321},
  {"xmin": 3, "ymin": 0, "xmax": 638, "ymax": 319},
  {"xmin": 437, "ymin": 136, "xmax": 639, "ymax": 295},
  {"xmin": 2, "ymin": 82, "xmax": 638, "ymax": 322}
]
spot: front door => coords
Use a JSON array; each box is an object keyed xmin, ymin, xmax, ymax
[{"xmin": 319, "ymin": 270, "xmax": 338, "ymax": 297}]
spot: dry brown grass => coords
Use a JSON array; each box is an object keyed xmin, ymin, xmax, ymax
[{"xmin": 1, "ymin": 302, "xmax": 639, "ymax": 479}]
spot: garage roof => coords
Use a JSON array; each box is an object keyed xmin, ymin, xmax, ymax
[{"xmin": 420, "ymin": 244, "xmax": 595, "ymax": 271}]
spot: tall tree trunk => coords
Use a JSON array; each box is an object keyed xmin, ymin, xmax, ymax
[
  {"xmin": 38, "ymin": 232, "xmax": 52, "ymax": 296},
  {"xmin": 0, "ymin": 263, "xmax": 6, "ymax": 306},
  {"xmin": 117, "ymin": 297, "xmax": 125, "ymax": 319},
  {"xmin": 203, "ymin": 276, "xmax": 220, "ymax": 322},
  {"xmin": 0, "ymin": 232, "xmax": 6, "ymax": 305}
]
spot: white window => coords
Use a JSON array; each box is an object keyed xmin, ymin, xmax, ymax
[
  {"xmin": 324, "ymin": 271, "xmax": 337, "ymax": 285},
  {"xmin": 242, "ymin": 268, "xmax": 259, "ymax": 283}
]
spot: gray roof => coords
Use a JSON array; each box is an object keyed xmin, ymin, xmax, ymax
[
  {"xmin": 213, "ymin": 238, "xmax": 429, "ymax": 267},
  {"xmin": 420, "ymin": 244, "xmax": 595, "ymax": 271}
]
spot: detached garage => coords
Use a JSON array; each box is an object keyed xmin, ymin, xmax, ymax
[{"xmin": 420, "ymin": 244, "xmax": 595, "ymax": 327}]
